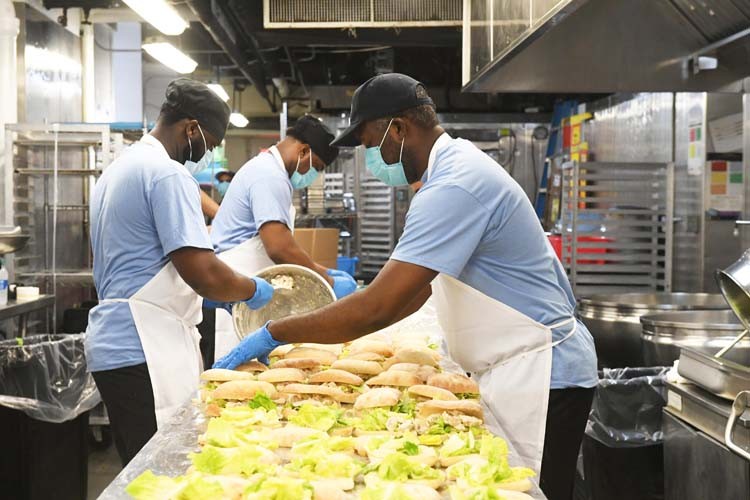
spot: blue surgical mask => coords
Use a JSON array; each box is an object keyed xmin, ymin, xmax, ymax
[
  {"xmin": 184, "ymin": 124, "xmax": 213, "ymax": 176},
  {"xmin": 364, "ymin": 118, "xmax": 408, "ymax": 186},
  {"xmin": 290, "ymin": 152, "xmax": 319, "ymax": 189},
  {"xmin": 217, "ymin": 181, "xmax": 230, "ymax": 197}
]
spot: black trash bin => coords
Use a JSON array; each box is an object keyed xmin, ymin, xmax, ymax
[
  {"xmin": 579, "ymin": 367, "xmax": 670, "ymax": 500},
  {"xmin": 0, "ymin": 334, "xmax": 101, "ymax": 500}
]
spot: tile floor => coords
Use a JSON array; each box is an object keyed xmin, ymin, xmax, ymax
[{"xmin": 87, "ymin": 443, "xmax": 122, "ymax": 499}]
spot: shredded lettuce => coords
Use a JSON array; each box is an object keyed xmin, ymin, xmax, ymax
[
  {"xmin": 418, "ymin": 434, "xmax": 446, "ymax": 446},
  {"xmin": 288, "ymin": 403, "xmax": 342, "ymax": 432},
  {"xmin": 425, "ymin": 416, "xmax": 454, "ymax": 435},
  {"xmin": 447, "ymin": 456, "xmax": 534, "ymax": 488},
  {"xmin": 218, "ymin": 405, "xmax": 279, "ymax": 427},
  {"xmin": 243, "ymin": 476, "xmax": 313, "ymax": 500},
  {"xmin": 400, "ymin": 441, "xmax": 419, "ymax": 456},
  {"xmin": 393, "ymin": 397, "xmax": 417, "ymax": 416},
  {"xmin": 364, "ymin": 452, "xmax": 443, "ymax": 482},
  {"xmin": 357, "ymin": 408, "xmax": 393, "ymax": 431},
  {"xmin": 286, "ymin": 451, "xmax": 363, "ymax": 479},
  {"xmin": 125, "ymin": 471, "xmax": 224, "ymax": 500},
  {"xmin": 202, "ymin": 418, "xmax": 273, "ymax": 449},
  {"xmin": 189, "ymin": 445, "xmax": 277, "ymax": 477},
  {"xmin": 248, "ymin": 392, "xmax": 276, "ymax": 411},
  {"xmin": 291, "ymin": 435, "xmax": 355, "ymax": 456}
]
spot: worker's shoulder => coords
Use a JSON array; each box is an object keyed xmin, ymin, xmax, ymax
[{"xmin": 235, "ymin": 152, "xmax": 288, "ymax": 184}]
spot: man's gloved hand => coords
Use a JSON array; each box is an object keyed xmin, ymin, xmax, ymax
[
  {"xmin": 212, "ymin": 322, "xmax": 286, "ymax": 369},
  {"xmin": 245, "ymin": 277, "xmax": 274, "ymax": 309},
  {"xmin": 327, "ymin": 269, "xmax": 357, "ymax": 299},
  {"xmin": 202, "ymin": 277, "xmax": 275, "ymax": 313}
]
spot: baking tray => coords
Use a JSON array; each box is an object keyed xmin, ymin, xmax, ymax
[{"xmin": 678, "ymin": 346, "xmax": 750, "ymax": 401}]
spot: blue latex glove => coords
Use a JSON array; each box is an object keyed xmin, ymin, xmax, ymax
[
  {"xmin": 202, "ymin": 277, "xmax": 274, "ymax": 313},
  {"xmin": 212, "ymin": 322, "xmax": 286, "ymax": 369},
  {"xmin": 246, "ymin": 277, "xmax": 274, "ymax": 309},
  {"xmin": 327, "ymin": 269, "xmax": 357, "ymax": 299}
]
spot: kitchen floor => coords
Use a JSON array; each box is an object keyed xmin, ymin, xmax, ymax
[{"xmin": 88, "ymin": 442, "xmax": 122, "ymax": 499}]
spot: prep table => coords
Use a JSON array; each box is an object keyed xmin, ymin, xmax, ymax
[{"xmin": 97, "ymin": 400, "xmax": 548, "ymax": 499}]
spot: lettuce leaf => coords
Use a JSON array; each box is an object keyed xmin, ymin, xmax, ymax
[
  {"xmin": 286, "ymin": 451, "xmax": 363, "ymax": 479},
  {"xmin": 365, "ymin": 452, "xmax": 443, "ymax": 482},
  {"xmin": 243, "ymin": 476, "xmax": 313, "ymax": 500},
  {"xmin": 440, "ymin": 432, "xmax": 480, "ymax": 458},
  {"xmin": 400, "ymin": 441, "xmax": 419, "ymax": 456},
  {"xmin": 125, "ymin": 471, "xmax": 224, "ymax": 500},
  {"xmin": 448, "ymin": 485, "xmax": 504, "ymax": 500},
  {"xmin": 357, "ymin": 408, "xmax": 392, "ymax": 431},
  {"xmin": 189, "ymin": 445, "xmax": 277, "ymax": 477},
  {"xmin": 392, "ymin": 397, "xmax": 416, "ymax": 416},
  {"xmin": 418, "ymin": 434, "xmax": 446, "ymax": 446},
  {"xmin": 291, "ymin": 435, "xmax": 355, "ymax": 456},
  {"xmin": 202, "ymin": 418, "xmax": 272, "ymax": 448},
  {"xmin": 360, "ymin": 482, "xmax": 422, "ymax": 500},
  {"xmin": 446, "ymin": 454, "xmax": 533, "ymax": 488},
  {"xmin": 248, "ymin": 392, "xmax": 276, "ymax": 411},
  {"xmin": 288, "ymin": 404, "xmax": 342, "ymax": 432},
  {"xmin": 219, "ymin": 406, "xmax": 279, "ymax": 427}
]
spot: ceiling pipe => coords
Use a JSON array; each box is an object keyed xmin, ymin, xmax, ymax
[{"xmin": 185, "ymin": 0, "xmax": 276, "ymax": 111}]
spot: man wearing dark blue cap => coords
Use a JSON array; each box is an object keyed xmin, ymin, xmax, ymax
[
  {"xmin": 214, "ymin": 74, "xmax": 597, "ymax": 500},
  {"xmin": 85, "ymin": 78, "xmax": 276, "ymax": 465}
]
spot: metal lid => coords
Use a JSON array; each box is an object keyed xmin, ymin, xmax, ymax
[
  {"xmin": 640, "ymin": 309, "xmax": 744, "ymax": 331},
  {"xmin": 232, "ymin": 264, "xmax": 336, "ymax": 339},
  {"xmin": 579, "ymin": 292, "xmax": 728, "ymax": 311}
]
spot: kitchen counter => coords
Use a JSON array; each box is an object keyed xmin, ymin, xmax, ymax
[{"xmin": 98, "ymin": 399, "xmax": 548, "ymax": 499}]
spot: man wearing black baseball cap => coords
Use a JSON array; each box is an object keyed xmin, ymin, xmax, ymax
[
  {"xmin": 214, "ymin": 74, "xmax": 597, "ymax": 500},
  {"xmin": 85, "ymin": 78, "xmax": 277, "ymax": 465},
  {"xmin": 209, "ymin": 115, "xmax": 356, "ymax": 361}
]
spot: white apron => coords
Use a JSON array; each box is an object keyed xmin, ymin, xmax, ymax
[
  {"xmin": 102, "ymin": 262, "xmax": 203, "ymax": 429},
  {"xmin": 214, "ymin": 206, "xmax": 296, "ymax": 359},
  {"xmin": 431, "ymin": 274, "xmax": 576, "ymax": 474}
]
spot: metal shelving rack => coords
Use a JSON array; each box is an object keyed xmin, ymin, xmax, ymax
[
  {"xmin": 560, "ymin": 161, "xmax": 674, "ymax": 296},
  {"xmin": 4, "ymin": 123, "xmax": 118, "ymax": 332}
]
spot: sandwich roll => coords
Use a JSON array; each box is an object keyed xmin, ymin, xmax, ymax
[
  {"xmin": 258, "ymin": 367, "xmax": 307, "ymax": 383},
  {"xmin": 386, "ymin": 346, "xmax": 440, "ymax": 368},
  {"xmin": 407, "ymin": 384, "xmax": 458, "ymax": 401},
  {"xmin": 271, "ymin": 358, "xmax": 322, "ymax": 371},
  {"xmin": 331, "ymin": 359, "xmax": 384, "ymax": 376},
  {"xmin": 298, "ymin": 343, "xmax": 344, "ymax": 355},
  {"xmin": 346, "ymin": 351, "xmax": 385, "ymax": 362},
  {"xmin": 308, "ymin": 369, "xmax": 364, "ymax": 386},
  {"xmin": 269, "ymin": 344, "xmax": 296, "ymax": 358},
  {"xmin": 211, "ymin": 380, "xmax": 278, "ymax": 400},
  {"xmin": 427, "ymin": 373, "xmax": 479, "ymax": 396},
  {"xmin": 284, "ymin": 346, "xmax": 338, "ymax": 365},
  {"xmin": 234, "ymin": 360, "xmax": 268, "ymax": 373},
  {"xmin": 200, "ymin": 368, "xmax": 254, "ymax": 382},
  {"xmin": 416, "ymin": 400, "xmax": 484, "ymax": 421},
  {"xmin": 354, "ymin": 387, "xmax": 401, "ymax": 409},
  {"xmin": 366, "ymin": 370, "xmax": 421, "ymax": 387},
  {"xmin": 348, "ymin": 338, "xmax": 395, "ymax": 358}
]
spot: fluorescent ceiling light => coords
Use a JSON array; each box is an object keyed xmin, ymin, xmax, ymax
[
  {"xmin": 142, "ymin": 42, "xmax": 197, "ymax": 74},
  {"xmin": 207, "ymin": 84, "xmax": 230, "ymax": 102},
  {"xmin": 123, "ymin": 0, "xmax": 188, "ymax": 36},
  {"xmin": 229, "ymin": 112, "xmax": 249, "ymax": 128}
]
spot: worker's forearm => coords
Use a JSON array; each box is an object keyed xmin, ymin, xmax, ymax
[
  {"xmin": 200, "ymin": 190, "xmax": 219, "ymax": 219},
  {"xmin": 268, "ymin": 289, "xmax": 394, "ymax": 344},
  {"xmin": 170, "ymin": 247, "xmax": 256, "ymax": 302},
  {"xmin": 392, "ymin": 284, "xmax": 432, "ymax": 324}
]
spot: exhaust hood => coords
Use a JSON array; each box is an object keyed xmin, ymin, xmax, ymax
[{"xmin": 463, "ymin": 0, "xmax": 750, "ymax": 93}]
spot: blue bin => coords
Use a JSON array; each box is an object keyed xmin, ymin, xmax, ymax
[{"xmin": 337, "ymin": 256, "xmax": 359, "ymax": 276}]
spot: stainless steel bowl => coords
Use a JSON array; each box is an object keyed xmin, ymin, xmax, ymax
[
  {"xmin": 0, "ymin": 233, "xmax": 30, "ymax": 254},
  {"xmin": 717, "ymin": 249, "xmax": 750, "ymax": 330},
  {"xmin": 641, "ymin": 310, "xmax": 750, "ymax": 366},
  {"xmin": 578, "ymin": 293, "xmax": 729, "ymax": 367},
  {"xmin": 232, "ymin": 264, "xmax": 336, "ymax": 339}
]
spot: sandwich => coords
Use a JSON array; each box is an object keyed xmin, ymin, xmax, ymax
[
  {"xmin": 445, "ymin": 455, "xmax": 535, "ymax": 493},
  {"xmin": 345, "ymin": 351, "xmax": 386, "ymax": 362},
  {"xmin": 407, "ymin": 384, "xmax": 458, "ymax": 402},
  {"xmin": 385, "ymin": 346, "xmax": 440, "ymax": 368},
  {"xmin": 200, "ymin": 368, "xmax": 254, "ymax": 382},
  {"xmin": 359, "ymin": 482, "xmax": 441, "ymax": 500},
  {"xmin": 427, "ymin": 373, "xmax": 480, "ymax": 399},
  {"xmin": 269, "ymin": 343, "xmax": 296, "ymax": 358},
  {"xmin": 281, "ymin": 383, "xmax": 358, "ymax": 405},
  {"xmin": 283, "ymin": 346, "xmax": 338, "ymax": 366},
  {"xmin": 366, "ymin": 370, "xmax": 422, "ymax": 388},
  {"xmin": 388, "ymin": 363, "xmax": 439, "ymax": 383},
  {"xmin": 267, "ymin": 425, "xmax": 327, "ymax": 448},
  {"xmin": 234, "ymin": 360, "xmax": 268, "ymax": 373},
  {"xmin": 362, "ymin": 452, "xmax": 445, "ymax": 489},
  {"xmin": 298, "ymin": 342, "xmax": 344, "ymax": 356},
  {"xmin": 356, "ymin": 435, "xmax": 439, "ymax": 467},
  {"xmin": 331, "ymin": 359, "xmax": 384, "ymax": 376},
  {"xmin": 354, "ymin": 387, "xmax": 401, "ymax": 410},
  {"xmin": 270, "ymin": 358, "xmax": 322, "ymax": 372},
  {"xmin": 415, "ymin": 400, "xmax": 484, "ymax": 435},
  {"xmin": 211, "ymin": 380, "xmax": 278, "ymax": 401},
  {"xmin": 257, "ymin": 368, "xmax": 307, "ymax": 390},
  {"xmin": 349, "ymin": 338, "xmax": 395, "ymax": 358}
]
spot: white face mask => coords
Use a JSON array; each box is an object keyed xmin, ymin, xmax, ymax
[{"xmin": 184, "ymin": 124, "xmax": 213, "ymax": 176}]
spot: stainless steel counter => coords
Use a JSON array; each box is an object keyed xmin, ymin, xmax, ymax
[
  {"xmin": 97, "ymin": 401, "xmax": 548, "ymax": 499},
  {"xmin": 0, "ymin": 295, "xmax": 55, "ymax": 337}
]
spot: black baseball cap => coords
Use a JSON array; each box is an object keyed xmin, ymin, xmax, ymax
[
  {"xmin": 287, "ymin": 115, "xmax": 339, "ymax": 165},
  {"xmin": 331, "ymin": 73, "xmax": 435, "ymax": 147},
  {"xmin": 164, "ymin": 78, "xmax": 231, "ymax": 142}
]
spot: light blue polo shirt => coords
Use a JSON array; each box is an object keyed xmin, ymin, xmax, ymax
[
  {"xmin": 391, "ymin": 134, "xmax": 598, "ymax": 389},
  {"xmin": 211, "ymin": 147, "xmax": 293, "ymax": 253},
  {"xmin": 85, "ymin": 135, "xmax": 213, "ymax": 372}
]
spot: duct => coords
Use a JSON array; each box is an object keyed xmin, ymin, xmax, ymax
[
  {"xmin": 186, "ymin": 0, "xmax": 276, "ymax": 111},
  {"xmin": 463, "ymin": 0, "xmax": 750, "ymax": 93},
  {"xmin": 0, "ymin": 0, "xmax": 19, "ymax": 226}
]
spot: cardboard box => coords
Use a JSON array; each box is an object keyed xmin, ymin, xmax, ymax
[{"xmin": 293, "ymin": 228, "xmax": 339, "ymax": 269}]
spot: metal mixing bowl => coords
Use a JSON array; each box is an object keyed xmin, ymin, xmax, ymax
[{"xmin": 231, "ymin": 264, "xmax": 336, "ymax": 339}]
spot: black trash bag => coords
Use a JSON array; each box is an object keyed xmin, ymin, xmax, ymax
[
  {"xmin": 586, "ymin": 366, "xmax": 670, "ymax": 447},
  {"xmin": 0, "ymin": 334, "xmax": 100, "ymax": 422}
]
